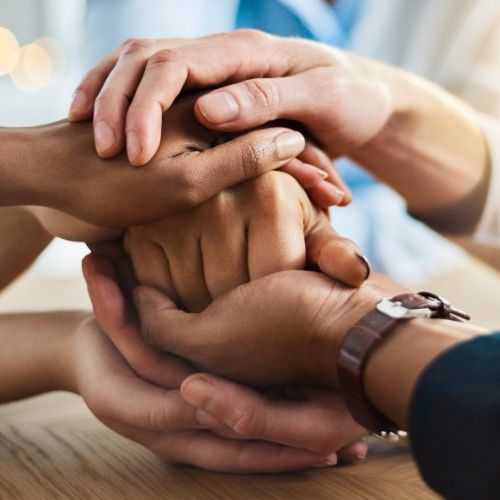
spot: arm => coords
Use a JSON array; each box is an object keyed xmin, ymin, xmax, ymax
[
  {"xmin": 0, "ymin": 207, "xmax": 52, "ymax": 290},
  {"xmin": 1, "ymin": 116, "xmax": 334, "ymax": 228},
  {"xmin": 1, "ymin": 305, "xmax": 345, "ymax": 471},
  {"xmin": 0, "ymin": 311, "xmax": 79, "ymax": 403},
  {"xmin": 130, "ymin": 269, "xmax": 498, "ymax": 495}
]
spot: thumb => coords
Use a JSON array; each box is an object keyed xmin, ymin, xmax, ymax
[
  {"xmin": 306, "ymin": 222, "xmax": 371, "ymax": 287},
  {"xmin": 133, "ymin": 285, "xmax": 197, "ymax": 354}
]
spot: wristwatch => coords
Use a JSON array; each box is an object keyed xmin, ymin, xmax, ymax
[{"xmin": 337, "ymin": 291, "xmax": 470, "ymax": 442}]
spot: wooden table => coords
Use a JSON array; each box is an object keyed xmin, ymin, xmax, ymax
[
  {"xmin": 0, "ymin": 393, "xmax": 438, "ymax": 500},
  {"xmin": 1, "ymin": 253, "xmax": 499, "ymax": 499}
]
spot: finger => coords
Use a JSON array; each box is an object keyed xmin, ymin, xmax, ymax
[
  {"xmin": 94, "ymin": 369, "xmax": 204, "ymax": 433},
  {"xmin": 299, "ymin": 143, "xmax": 352, "ymax": 205},
  {"xmin": 181, "ymin": 374, "xmax": 365, "ymax": 455},
  {"xmin": 162, "ymin": 236, "xmax": 212, "ymax": 313},
  {"xmin": 337, "ymin": 439, "xmax": 369, "ymax": 463},
  {"xmin": 93, "ymin": 40, "xmax": 157, "ymax": 158},
  {"xmin": 246, "ymin": 189, "xmax": 305, "ymax": 280},
  {"xmin": 125, "ymin": 49, "xmax": 189, "ymax": 165},
  {"xmin": 194, "ymin": 73, "xmax": 315, "ymax": 131},
  {"xmin": 280, "ymin": 158, "xmax": 345, "ymax": 208},
  {"xmin": 68, "ymin": 54, "xmax": 117, "ymax": 121},
  {"xmin": 305, "ymin": 218, "xmax": 371, "ymax": 287},
  {"xmin": 133, "ymin": 284, "xmax": 201, "ymax": 354},
  {"xmin": 88, "ymin": 238, "xmax": 140, "ymax": 302},
  {"xmin": 122, "ymin": 234, "xmax": 180, "ymax": 306},
  {"xmin": 178, "ymin": 128, "xmax": 305, "ymax": 207},
  {"xmin": 199, "ymin": 201, "xmax": 250, "ymax": 300},
  {"xmin": 83, "ymin": 254, "xmax": 194, "ymax": 386},
  {"xmin": 146, "ymin": 430, "xmax": 336, "ymax": 473}
]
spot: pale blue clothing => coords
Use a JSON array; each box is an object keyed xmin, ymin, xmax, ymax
[{"xmin": 84, "ymin": 0, "xmax": 463, "ymax": 283}]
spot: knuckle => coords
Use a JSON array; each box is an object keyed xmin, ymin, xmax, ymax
[
  {"xmin": 232, "ymin": 406, "xmax": 261, "ymax": 437},
  {"xmin": 237, "ymin": 139, "xmax": 265, "ymax": 177},
  {"xmin": 233, "ymin": 28, "xmax": 267, "ymax": 45},
  {"xmin": 147, "ymin": 400, "xmax": 173, "ymax": 432},
  {"xmin": 315, "ymin": 67, "xmax": 345, "ymax": 107},
  {"xmin": 94, "ymin": 90, "xmax": 114, "ymax": 108},
  {"xmin": 241, "ymin": 78, "xmax": 279, "ymax": 110},
  {"xmin": 175, "ymin": 170, "xmax": 203, "ymax": 208},
  {"xmin": 251, "ymin": 171, "xmax": 288, "ymax": 204},
  {"xmin": 147, "ymin": 48, "xmax": 179, "ymax": 68},
  {"xmin": 120, "ymin": 38, "xmax": 153, "ymax": 56}
]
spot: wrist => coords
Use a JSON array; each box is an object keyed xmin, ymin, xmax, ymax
[
  {"xmin": 306, "ymin": 275, "xmax": 408, "ymax": 389},
  {"xmin": 47, "ymin": 312, "xmax": 89, "ymax": 394},
  {"xmin": 364, "ymin": 318, "xmax": 485, "ymax": 429},
  {"xmin": 353, "ymin": 63, "xmax": 488, "ymax": 216},
  {"xmin": 0, "ymin": 127, "xmax": 39, "ymax": 206},
  {"xmin": 0, "ymin": 124, "xmax": 70, "ymax": 208},
  {"xmin": 0, "ymin": 311, "xmax": 87, "ymax": 403}
]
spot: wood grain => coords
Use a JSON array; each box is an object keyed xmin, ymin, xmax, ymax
[{"xmin": 0, "ymin": 394, "xmax": 438, "ymax": 500}]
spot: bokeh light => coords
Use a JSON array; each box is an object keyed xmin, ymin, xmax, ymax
[
  {"xmin": 0, "ymin": 27, "xmax": 19, "ymax": 76},
  {"xmin": 34, "ymin": 37, "xmax": 65, "ymax": 79},
  {"xmin": 10, "ymin": 43, "xmax": 53, "ymax": 92}
]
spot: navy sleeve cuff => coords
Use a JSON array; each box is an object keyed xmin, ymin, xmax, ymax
[{"xmin": 409, "ymin": 332, "xmax": 500, "ymax": 500}]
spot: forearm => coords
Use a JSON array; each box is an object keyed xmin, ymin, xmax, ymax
[
  {"xmin": 0, "ymin": 206, "xmax": 52, "ymax": 290},
  {"xmin": 364, "ymin": 318, "xmax": 486, "ymax": 429},
  {"xmin": 0, "ymin": 311, "xmax": 84, "ymax": 403},
  {"xmin": 0, "ymin": 126, "xmax": 49, "ymax": 207},
  {"xmin": 353, "ymin": 63, "xmax": 489, "ymax": 220},
  {"xmin": 0, "ymin": 123, "xmax": 85, "ymax": 211}
]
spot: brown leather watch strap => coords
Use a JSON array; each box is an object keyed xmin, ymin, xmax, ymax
[{"xmin": 337, "ymin": 292, "xmax": 470, "ymax": 433}]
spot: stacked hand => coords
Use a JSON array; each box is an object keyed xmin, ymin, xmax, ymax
[
  {"xmin": 80, "ymin": 253, "xmax": 369, "ymax": 471},
  {"xmin": 69, "ymin": 31, "xmax": 392, "ymax": 164},
  {"xmin": 58, "ymin": 30, "xmax": 397, "ymax": 473},
  {"xmin": 123, "ymin": 170, "xmax": 369, "ymax": 313}
]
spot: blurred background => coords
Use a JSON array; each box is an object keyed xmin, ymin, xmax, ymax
[
  {"xmin": 1, "ymin": 0, "xmax": 500, "ymax": 322},
  {"xmin": 0, "ymin": 0, "xmax": 86, "ymax": 277}
]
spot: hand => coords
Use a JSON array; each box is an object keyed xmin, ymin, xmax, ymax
[
  {"xmin": 68, "ymin": 30, "xmax": 488, "ymax": 219},
  {"xmin": 82, "ymin": 253, "xmax": 369, "ymax": 470},
  {"xmin": 33, "ymin": 92, "xmax": 350, "ymax": 231},
  {"xmin": 124, "ymin": 170, "xmax": 369, "ymax": 312},
  {"xmin": 132, "ymin": 270, "xmax": 407, "ymax": 389},
  {"xmin": 69, "ymin": 31, "xmax": 391, "ymax": 164},
  {"xmin": 22, "ymin": 94, "xmax": 338, "ymax": 229}
]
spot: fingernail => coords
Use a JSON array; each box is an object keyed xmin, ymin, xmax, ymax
[
  {"xmin": 198, "ymin": 91, "xmax": 239, "ymax": 124},
  {"xmin": 69, "ymin": 90, "xmax": 88, "ymax": 116},
  {"xmin": 127, "ymin": 130, "xmax": 142, "ymax": 165},
  {"xmin": 94, "ymin": 121, "xmax": 116, "ymax": 155},
  {"xmin": 314, "ymin": 453, "xmax": 338, "ymax": 467},
  {"xmin": 82, "ymin": 258, "xmax": 94, "ymax": 278},
  {"xmin": 275, "ymin": 131, "xmax": 305, "ymax": 160},
  {"xmin": 195, "ymin": 409, "xmax": 220, "ymax": 427},
  {"xmin": 322, "ymin": 182, "xmax": 345, "ymax": 205},
  {"xmin": 311, "ymin": 166, "xmax": 329, "ymax": 180},
  {"xmin": 356, "ymin": 449, "xmax": 368, "ymax": 460},
  {"xmin": 182, "ymin": 377, "xmax": 218, "ymax": 406},
  {"xmin": 355, "ymin": 253, "xmax": 372, "ymax": 280}
]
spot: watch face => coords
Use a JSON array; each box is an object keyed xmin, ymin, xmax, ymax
[{"xmin": 376, "ymin": 298, "xmax": 432, "ymax": 319}]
